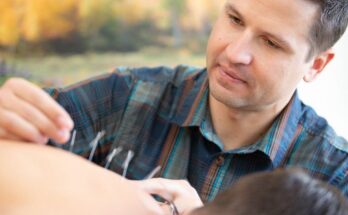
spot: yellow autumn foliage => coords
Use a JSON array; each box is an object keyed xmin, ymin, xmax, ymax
[
  {"xmin": 0, "ymin": 0, "xmax": 21, "ymax": 46},
  {"xmin": 0, "ymin": 0, "xmax": 80, "ymax": 45},
  {"xmin": 21, "ymin": 0, "xmax": 80, "ymax": 41},
  {"xmin": 113, "ymin": 0, "xmax": 163, "ymax": 24},
  {"xmin": 0, "ymin": 0, "xmax": 219, "ymax": 47},
  {"xmin": 78, "ymin": 0, "xmax": 114, "ymax": 33}
]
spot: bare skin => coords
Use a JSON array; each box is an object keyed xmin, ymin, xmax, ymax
[
  {"xmin": 132, "ymin": 178, "xmax": 203, "ymax": 215},
  {"xmin": 0, "ymin": 78, "xmax": 73, "ymax": 144},
  {"xmin": 0, "ymin": 140, "xmax": 163, "ymax": 215}
]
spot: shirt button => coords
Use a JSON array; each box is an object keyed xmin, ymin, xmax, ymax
[{"xmin": 216, "ymin": 155, "xmax": 225, "ymax": 166}]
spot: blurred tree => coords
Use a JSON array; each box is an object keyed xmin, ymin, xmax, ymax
[
  {"xmin": 78, "ymin": 0, "xmax": 162, "ymax": 51},
  {"xmin": 163, "ymin": 0, "xmax": 186, "ymax": 47},
  {"xmin": 0, "ymin": 0, "xmax": 20, "ymax": 46},
  {"xmin": 184, "ymin": 0, "xmax": 221, "ymax": 31},
  {"xmin": 114, "ymin": 0, "xmax": 150, "ymax": 24},
  {"xmin": 21, "ymin": 0, "xmax": 79, "ymax": 41},
  {"xmin": 0, "ymin": 0, "xmax": 219, "ymax": 54},
  {"xmin": 78, "ymin": 0, "xmax": 115, "ymax": 50}
]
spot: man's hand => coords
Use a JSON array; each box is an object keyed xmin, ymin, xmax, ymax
[
  {"xmin": 132, "ymin": 178, "xmax": 204, "ymax": 215},
  {"xmin": 0, "ymin": 78, "xmax": 73, "ymax": 144}
]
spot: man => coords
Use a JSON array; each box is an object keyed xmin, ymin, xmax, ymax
[
  {"xmin": 1, "ymin": 140, "xmax": 347, "ymax": 215},
  {"xmin": 0, "ymin": 0, "xmax": 347, "ymax": 202}
]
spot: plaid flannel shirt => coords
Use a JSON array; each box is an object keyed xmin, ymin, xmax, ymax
[{"xmin": 46, "ymin": 65, "xmax": 348, "ymax": 201}]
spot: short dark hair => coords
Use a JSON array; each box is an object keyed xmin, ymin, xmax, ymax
[
  {"xmin": 191, "ymin": 169, "xmax": 348, "ymax": 215},
  {"xmin": 306, "ymin": 0, "xmax": 348, "ymax": 58}
]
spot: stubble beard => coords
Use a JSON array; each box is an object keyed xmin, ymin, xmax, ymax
[{"xmin": 208, "ymin": 78, "xmax": 251, "ymax": 110}]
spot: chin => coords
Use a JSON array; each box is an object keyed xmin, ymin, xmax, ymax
[{"xmin": 209, "ymin": 83, "xmax": 250, "ymax": 109}]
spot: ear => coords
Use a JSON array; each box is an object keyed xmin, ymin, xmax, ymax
[{"xmin": 303, "ymin": 49, "xmax": 335, "ymax": 82}]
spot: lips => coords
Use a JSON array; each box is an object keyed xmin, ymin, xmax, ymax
[{"xmin": 217, "ymin": 65, "xmax": 247, "ymax": 84}]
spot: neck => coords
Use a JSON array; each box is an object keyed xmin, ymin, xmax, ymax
[{"xmin": 209, "ymin": 94, "xmax": 291, "ymax": 151}]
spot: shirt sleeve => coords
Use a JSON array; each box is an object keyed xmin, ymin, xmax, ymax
[
  {"xmin": 332, "ymin": 155, "xmax": 348, "ymax": 198},
  {"xmin": 43, "ymin": 65, "xmax": 192, "ymax": 168},
  {"xmin": 44, "ymin": 67, "xmax": 135, "ymax": 164}
]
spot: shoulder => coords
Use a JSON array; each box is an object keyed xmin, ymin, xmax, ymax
[
  {"xmin": 298, "ymin": 102, "xmax": 348, "ymax": 153},
  {"xmin": 115, "ymin": 65, "xmax": 206, "ymax": 85},
  {"xmin": 45, "ymin": 65, "xmax": 206, "ymax": 97},
  {"xmin": 286, "ymin": 101, "xmax": 348, "ymax": 188}
]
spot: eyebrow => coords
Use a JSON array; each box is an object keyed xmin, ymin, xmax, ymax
[
  {"xmin": 263, "ymin": 32, "xmax": 294, "ymax": 53},
  {"xmin": 224, "ymin": 3, "xmax": 295, "ymax": 53},
  {"xmin": 224, "ymin": 3, "xmax": 244, "ymax": 21}
]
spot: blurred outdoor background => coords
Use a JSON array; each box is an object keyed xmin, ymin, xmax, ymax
[
  {"xmin": 0, "ymin": 0, "xmax": 347, "ymax": 139},
  {"xmin": 0, "ymin": 0, "xmax": 222, "ymax": 85}
]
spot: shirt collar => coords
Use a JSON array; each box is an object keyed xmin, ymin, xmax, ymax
[
  {"xmin": 169, "ymin": 69, "xmax": 209, "ymax": 126},
  {"xmin": 253, "ymin": 91, "xmax": 302, "ymax": 167},
  {"xmin": 169, "ymin": 69, "xmax": 302, "ymax": 167},
  {"xmin": 197, "ymin": 91, "xmax": 302, "ymax": 166}
]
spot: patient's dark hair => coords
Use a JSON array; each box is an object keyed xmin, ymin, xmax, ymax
[
  {"xmin": 191, "ymin": 169, "xmax": 348, "ymax": 215},
  {"xmin": 305, "ymin": 0, "xmax": 348, "ymax": 58}
]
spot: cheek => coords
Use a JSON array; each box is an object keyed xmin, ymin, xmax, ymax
[
  {"xmin": 257, "ymin": 62, "xmax": 302, "ymax": 98},
  {"xmin": 207, "ymin": 35, "xmax": 224, "ymax": 60},
  {"xmin": 277, "ymin": 59, "xmax": 307, "ymax": 86},
  {"xmin": 252, "ymin": 60, "xmax": 287, "ymax": 92},
  {"xmin": 207, "ymin": 22, "xmax": 230, "ymax": 60}
]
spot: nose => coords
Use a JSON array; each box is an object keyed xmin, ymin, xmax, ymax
[{"xmin": 225, "ymin": 32, "xmax": 253, "ymax": 65}]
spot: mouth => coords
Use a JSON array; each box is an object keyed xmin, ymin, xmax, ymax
[{"xmin": 217, "ymin": 65, "xmax": 247, "ymax": 84}]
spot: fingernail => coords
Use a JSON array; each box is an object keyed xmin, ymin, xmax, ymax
[{"xmin": 58, "ymin": 129, "xmax": 70, "ymax": 142}]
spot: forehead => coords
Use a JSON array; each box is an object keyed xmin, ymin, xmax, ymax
[{"xmin": 224, "ymin": 0, "xmax": 319, "ymax": 45}]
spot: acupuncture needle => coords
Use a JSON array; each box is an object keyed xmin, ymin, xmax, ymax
[
  {"xmin": 88, "ymin": 131, "xmax": 106, "ymax": 161},
  {"xmin": 104, "ymin": 147, "xmax": 123, "ymax": 169},
  {"xmin": 69, "ymin": 130, "xmax": 76, "ymax": 152},
  {"xmin": 122, "ymin": 150, "xmax": 134, "ymax": 177}
]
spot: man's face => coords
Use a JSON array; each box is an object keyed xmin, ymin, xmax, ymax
[{"xmin": 206, "ymin": 0, "xmax": 319, "ymax": 111}]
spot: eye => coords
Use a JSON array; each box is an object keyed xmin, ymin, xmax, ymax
[
  {"xmin": 263, "ymin": 38, "xmax": 281, "ymax": 49},
  {"xmin": 228, "ymin": 14, "xmax": 243, "ymax": 26}
]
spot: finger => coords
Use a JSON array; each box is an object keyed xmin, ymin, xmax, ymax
[
  {"xmin": 0, "ymin": 109, "xmax": 48, "ymax": 144},
  {"xmin": 159, "ymin": 203, "xmax": 173, "ymax": 215},
  {"xmin": 0, "ymin": 127, "xmax": 29, "ymax": 142},
  {"xmin": 133, "ymin": 178, "xmax": 203, "ymax": 214},
  {"xmin": 131, "ymin": 179, "xmax": 171, "ymax": 201},
  {"xmin": 6, "ymin": 92, "xmax": 70, "ymax": 143},
  {"xmin": 5, "ymin": 78, "xmax": 74, "ymax": 130},
  {"xmin": 136, "ymin": 189, "xmax": 165, "ymax": 215},
  {"xmin": 132, "ymin": 178, "xmax": 185, "ymax": 201}
]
